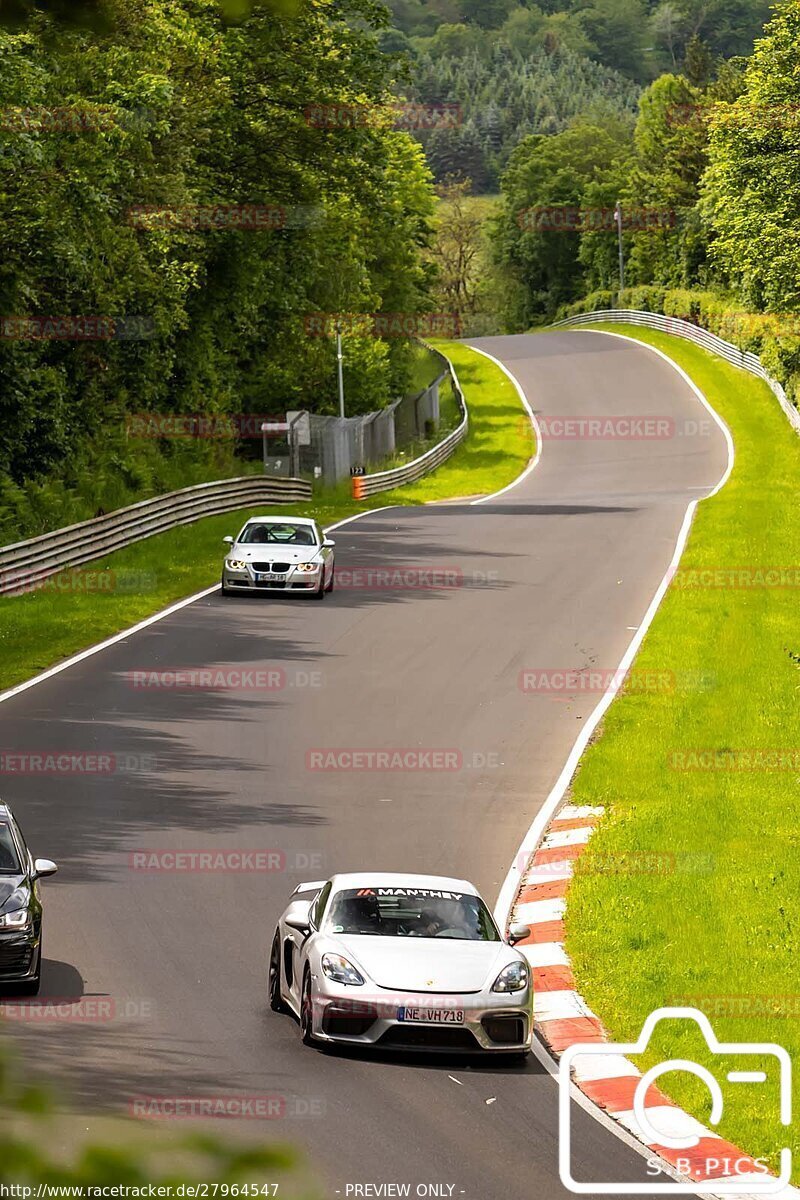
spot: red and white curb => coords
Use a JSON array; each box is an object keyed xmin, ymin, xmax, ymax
[{"xmin": 510, "ymin": 803, "xmax": 797, "ymax": 1197}]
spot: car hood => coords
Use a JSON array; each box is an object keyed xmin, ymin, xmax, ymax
[
  {"xmin": 232, "ymin": 545, "xmax": 319, "ymax": 564},
  {"xmin": 0, "ymin": 876, "xmax": 27, "ymax": 911},
  {"xmin": 334, "ymin": 935, "xmax": 511, "ymax": 993}
]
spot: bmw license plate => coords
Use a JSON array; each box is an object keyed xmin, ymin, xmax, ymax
[
  {"xmin": 397, "ymin": 1007, "xmax": 465, "ymax": 1024},
  {"xmin": 256, "ymin": 572, "xmax": 283, "ymax": 582}
]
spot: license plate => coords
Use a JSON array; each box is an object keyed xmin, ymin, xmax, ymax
[
  {"xmin": 397, "ymin": 1007, "xmax": 465, "ymax": 1024},
  {"xmin": 256, "ymin": 573, "xmax": 282, "ymax": 582}
]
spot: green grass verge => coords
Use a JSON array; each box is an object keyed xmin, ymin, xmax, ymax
[
  {"xmin": 0, "ymin": 339, "xmax": 534, "ymax": 692},
  {"xmin": 564, "ymin": 325, "xmax": 800, "ymax": 1180}
]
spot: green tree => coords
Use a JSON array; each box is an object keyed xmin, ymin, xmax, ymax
[
  {"xmin": 701, "ymin": 0, "xmax": 800, "ymax": 310},
  {"xmin": 492, "ymin": 122, "xmax": 631, "ymax": 322}
]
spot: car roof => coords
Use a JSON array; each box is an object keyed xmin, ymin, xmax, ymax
[
  {"xmin": 328, "ymin": 872, "xmax": 479, "ymax": 896},
  {"xmin": 0, "ymin": 803, "xmax": 10, "ymax": 818},
  {"xmin": 244, "ymin": 515, "xmax": 316, "ymax": 525}
]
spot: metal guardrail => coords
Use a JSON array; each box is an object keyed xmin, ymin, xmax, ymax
[
  {"xmin": 0, "ymin": 475, "xmax": 311, "ymax": 595},
  {"xmin": 352, "ymin": 346, "xmax": 468, "ymax": 499},
  {"xmin": 554, "ymin": 309, "xmax": 800, "ymax": 437}
]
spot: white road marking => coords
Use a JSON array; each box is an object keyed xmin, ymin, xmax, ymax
[
  {"xmin": 492, "ymin": 327, "xmax": 739, "ymax": 1199},
  {"xmin": 494, "ymin": 329, "xmax": 734, "ymax": 929},
  {"xmin": 519, "ymin": 942, "xmax": 570, "ymax": 969},
  {"xmin": 0, "ymin": 504, "xmax": 401, "ymax": 708},
  {"xmin": 465, "ymin": 345, "xmax": 542, "ymax": 505}
]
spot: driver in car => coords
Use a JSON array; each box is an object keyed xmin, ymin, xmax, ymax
[{"xmin": 334, "ymin": 895, "xmax": 385, "ymax": 935}]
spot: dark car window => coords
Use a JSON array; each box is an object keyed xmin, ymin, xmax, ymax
[
  {"xmin": 238, "ymin": 523, "xmax": 317, "ymax": 546},
  {"xmin": 325, "ymin": 888, "xmax": 501, "ymax": 941},
  {"xmin": 0, "ymin": 821, "xmax": 21, "ymax": 873},
  {"xmin": 310, "ymin": 881, "xmax": 332, "ymax": 928}
]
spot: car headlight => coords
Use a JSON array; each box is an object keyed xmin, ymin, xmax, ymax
[
  {"xmin": 491, "ymin": 961, "xmax": 529, "ymax": 993},
  {"xmin": 296, "ymin": 562, "xmax": 320, "ymax": 573},
  {"xmin": 0, "ymin": 909, "xmax": 32, "ymax": 931},
  {"xmin": 321, "ymin": 953, "xmax": 365, "ymax": 986},
  {"xmin": 226, "ymin": 559, "xmax": 247, "ymax": 570}
]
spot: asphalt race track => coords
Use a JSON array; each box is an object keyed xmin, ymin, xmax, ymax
[{"xmin": 0, "ymin": 331, "xmax": 730, "ymax": 1198}]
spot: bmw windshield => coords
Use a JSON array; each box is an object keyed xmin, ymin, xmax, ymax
[{"xmin": 238, "ymin": 523, "xmax": 318, "ymax": 546}]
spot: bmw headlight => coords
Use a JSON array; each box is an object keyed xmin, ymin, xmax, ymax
[
  {"xmin": 226, "ymin": 559, "xmax": 247, "ymax": 570},
  {"xmin": 296, "ymin": 562, "xmax": 320, "ymax": 573},
  {"xmin": 491, "ymin": 961, "xmax": 529, "ymax": 993},
  {"xmin": 321, "ymin": 953, "xmax": 365, "ymax": 986},
  {"xmin": 0, "ymin": 909, "xmax": 32, "ymax": 931}
]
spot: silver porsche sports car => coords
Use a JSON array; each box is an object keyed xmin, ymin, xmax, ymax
[
  {"xmin": 268, "ymin": 872, "xmax": 533, "ymax": 1056},
  {"xmin": 221, "ymin": 515, "xmax": 335, "ymax": 598}
]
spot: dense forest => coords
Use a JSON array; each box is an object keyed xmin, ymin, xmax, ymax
[
  {"xmin": 0, "ymin": 0, "xmax": 437, "ymax": 519},
  {"xmin": 489, "ymin": 3, "xmax": 798, "ymax": 316},
  {"xmin": 386, "ymin": 0, "xmax": 771, "ymax": 81},
  {"xmin": 0, "ymin": 0, "xmax": 796, "ymax": 524},
  {"xmin": 409, "ymin": 45, "xmax": 640, "ymax": 191}
]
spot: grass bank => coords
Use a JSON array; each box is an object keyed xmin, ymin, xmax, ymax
[
  {"xmin": 564, "ymin": 325, "xmax": 800, "ymax": 1179},
  {"xmin": 0, "ymin": 339, "xmax": 534, "ymax": 692}
]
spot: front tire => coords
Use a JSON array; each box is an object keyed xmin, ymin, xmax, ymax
[
  {"xmin": 312, "ymin": 575, "xmax": 325, "ymax": 601},
  {"xmin": 220, "ymin": 576, "xmax": 233, "ymax": 597},
  {"xmin": 268, "ymin": 931, "xmax": 287, "ymax": 1013},
  {"xmin": 325, "ymin": 565, "xmax": 335, "ymax": 593},
  {"xmin": 300, "ymin": 971, "xmax": 316, "ymax": 1045}
]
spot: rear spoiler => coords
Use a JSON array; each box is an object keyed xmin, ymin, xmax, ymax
[{"xmin": 291, "ymin": 879, "xmax": 326, "ymax": 896}]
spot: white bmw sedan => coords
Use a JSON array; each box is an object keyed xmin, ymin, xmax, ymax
[
  {"xmin": 269, "ymin": 872, "xmax": 533, "ymax": 1057},
  {"xmin": 221, "ymin": 515, "xmax": 335, "ymax": 599}
]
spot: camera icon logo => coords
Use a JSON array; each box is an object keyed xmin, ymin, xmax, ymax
[{"xmin": 558, "ymin": 1007, "xmax": 792, "ymax": 1194}]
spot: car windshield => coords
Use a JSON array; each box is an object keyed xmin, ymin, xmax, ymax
[
  {"xmin": 238, "ymin": 522, "xmax": 317, "ymax": 546},
  {"xmin": 0, "ymin": 822, "xmax": 21, "ymax": 874},
  {"xmin": 325, "ymin": 887, "xmax": 501, "ymax": 941}
]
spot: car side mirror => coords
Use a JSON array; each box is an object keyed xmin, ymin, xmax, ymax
[
  {"xmin": 33, "ymin": 858, "xmax": 58, "ymax": 880},
  {"xmin": 323, "ymin": 538, "xmax": 335, "ymax": 548},
  {"xmin": 285, "ymin": 916, "xmax": 311, "ymax": 936},
  {"xmin": 507, "ymin": 922, "xmax": 530, "ymax": 945},
  {"xmin": 223, "ymin": 536, "xmax": 234, "ymax": 545}
]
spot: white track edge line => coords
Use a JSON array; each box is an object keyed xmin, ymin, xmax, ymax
[
  {"xmin": 0, "ymin": 337, "xmax": 540, "ymax": 708},
  {"xmin": 0, "ymin": 504, "xmax": 402, "ymax": 707},
  {"xmin": 465, "ymin": 344, "xmax": 542, "ymax": 504},
  {"xmin": 494, "ymin": 327, "xmax": 734, "ymax": 925},
  {"xmin": 494, "ymin": 327, "xmax": 742, "ymax": 1200}
]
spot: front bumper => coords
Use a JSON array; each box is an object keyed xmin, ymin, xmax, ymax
[
  {"xmin": 223, "ymin": 563, "xmax": 321, "ymax": 592},
  {"xmin": 0, "ymin": 931, "xmax": 39, "ymax": 983},
  {"xmin": 308, "ymin": 977, "xmax": 533, "ymax": 1053}
]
